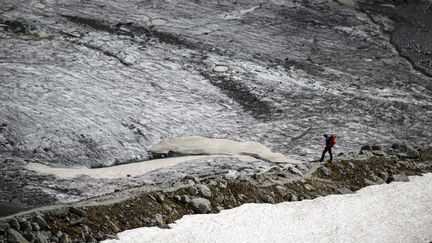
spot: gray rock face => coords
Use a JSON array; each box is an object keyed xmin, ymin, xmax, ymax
[
  {"xmin": 358, "ymin": 0, "xmax": 432, "ymax": 77},
  {"xmin": 191, "ymin": 198, "xmax": 211, "ymax": 214}
]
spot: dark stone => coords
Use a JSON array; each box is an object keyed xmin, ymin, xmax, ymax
[
  {"xmin": 158, "ymin": 224, "xmax": 171, "ymax": 229},
  {"xmin": 51, "ymin": 236, "xmax": 60, "ymax": 243},
  {"xmin": 180, "ymin": 195, "xmax": 191, "ymax": 203},
  {"xmin": 20, "ymin": 221, "xmax": 32, "ymax": 232},
  {"xmin": 284, "ymin": 192, "xmax": 298, "ymax": 202},
  {"xmin": 188, "ymin": 186, "xmax": 199, "ymax": 196},
  {"xmin": 8, "ymin": 218, "xmax": 20, "ymax": 231},
  {"xmin": 54, "ymin": 231, "xmax": 63, "ymax": 238},
  {"xmin": 69, "ymin": 207, "xmax": 86, "ymax": 217},
  {"xmin": 371, "ymin": 145, "xmax": 382, "ymax": 151},
  {"xmin": 31, "ymin": 223, "xmax": 40, "ymax": 231},
  {"xmin": 360, "ymin": 145, "xmax": 372, "ymax": 151},
  {"xmin": 0, "ymin": 222, "xmax": 10, "ymax": 232},
  {"xmin": 59, "ymin": 233, "xmax": 70, "ymax": 243},
  {"xmin": 319, "ymin": 166, "xmax": 331, "ymax": 176},
  {"xmin": 33, "ymin": 216, "xmax": 47, "ymax": 230},
  {"xmin": 173, "ymin": 195, "xmax": 181, "ymax": 202},
  {"xmin": 377, "ymin": 171, "xmax": 389, "ymax": 182},
  {"xmin": 85, "ymin": 234, "xmax": 97, "ymax": 243},
  {"xmin": 155, "ymin": 193, "xmax": 165, "ymax": 203},
  {"xmin": 263, "ymin": 195, "xmax": 275, "ymax": 204},
  {"xmin": 23, "ymin": 232, "xmax": 36, "ymax": 242}
]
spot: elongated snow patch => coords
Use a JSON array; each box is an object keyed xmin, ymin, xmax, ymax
[
  {"xmin": 24, "ymin": 137, "xmax": 300, "ymax": 179},
  {"xmin": 24, "ymin": 155, "xmax": 258, "ymax": 180},
  {"xmin": 150, "ymin": 136, "xmax": 299, "ymax": 164}
]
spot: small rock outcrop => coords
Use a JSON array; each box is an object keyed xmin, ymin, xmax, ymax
[{"xmin": 191, "ymin": 198, "xmax": 212, "ymax": 214}]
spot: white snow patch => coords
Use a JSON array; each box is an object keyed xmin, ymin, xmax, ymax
[
  {"xmin": 24, "ymin": 154, "xmax": 259, "ymax": 179},
  {"xmin": 104, "ymin": 174, "xmax": 432, "ymax": 243},
  {"xmin": 150, "ymin": 136, "xmax": 302, "ymax": 164}
]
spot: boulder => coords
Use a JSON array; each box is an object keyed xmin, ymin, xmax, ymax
[
  {"xmin": 377, "ymin": 171, "xmax": 388, "ymax": 182},
  {"xmin": 289, "ymin": 167, "xmax": 303, "ymax": 176},
  {"xmin": 23, "ymin": 232, "xmax": 36, "ymax": 242},
  {"xmin": 188, "ymin": 186, "xmax": 199, "ymax": 196},
  {"xmin": 84, "ymin": 234, "xmax": 97, "ymax": 243},
  {"xmin": 182, "ymin": 175, "xmax": 200, "ymax": 183},
  {"xmin": 59, "ymin": 234, "xmax": 70, "ymax": 243},
  {"xmin": 263, "ymin": 195, "xmax": 275, "ymax": 204},
  {"xmin": 7, "ymin": 229, "xmax": 29, "ymax": 243},
  {"xmin": 69, "ymin": 207, "xmax": 86, "ymax": 217},
  {"xmin": 173, "ymin": 195, "xmax": 181, "ymax": 202},
  {"xmin": 296, "ymin": 163, "xmax": 309, "ymax": 172},
  {"xmin": 360, "ymin": 145, "xmax": 372, "ymax": 151},
  {"xmin": 9, "ymin": 218, "xmax": 20, "ymax": 231},
  {"xmin": 372, "ymin": 175, "xmax": 385, "ymax": 184},
  {"xmin": 391, "ymin": 144, "xmax": 420, "ymax": 158},
  {"xmin": 35, "ymin": 232, "xmax": 49, "ymax": 243},
  {"xmin": 196, "ymin": 185, "xmax": 212, "ymax": 198},
  {"xmin": 20, "ymin": 221, "xmax": 32, "ymax": 233},
  {"xmin": 216, "ymin": 194, "xmax": 225, "ymax": 204},
  {"xmin": 275, "ymin": 185, "xmax": 287, "ymax": 196},
  {"xmin": 217, "ymin": 179, "xmax": 227, "ymax": 189},
  {"xmin": 191, "ymin": 198, "xmax": 211, "ymax": 214},
  {"xmin": 319, "ymin": 166, "xmax": 331, "ymax": 176},
  {"xmin": 284, "ymin": 192, "xmax": 298, "ymax": 202},
  {"xmin": 371, "ymin": 145, "xmax": 382, "ymax": 150},
  {"xmin": 387, "ymin": 173, "xmax": 409, "ymax": 183},
  {"xmin": 304, "ymin": 184, "xmax": 314, "ymax": 191},
  {"xmin": 31, "ymin": 223, "xmax": 40, "ymax": 232},
  {"xmin": 33, "ymin": 216, "xmax": 47, "ymax": 230},
  {"xmin": 155, "ymin": 193, "xmax": 165, "ymax": 203},
  {"xmin": 181, "ymin": 195, "xmax": 191, "ymax": 203},
  {"xmin": 154, "ymin": 214, "xmax": 164, "ymax": 225},
  {"xmin": 50, "ymin": 236, "xmax": 59, "ymax": 243}
]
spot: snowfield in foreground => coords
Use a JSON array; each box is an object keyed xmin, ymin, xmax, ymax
[{"xmin": 104, "ymin": 174, "xmax": 432, "ymax": 243}]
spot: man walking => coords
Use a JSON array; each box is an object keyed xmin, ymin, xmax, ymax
[{"xmin": 320, "ymin": 134, "xmax": 336, "ymax": 162}]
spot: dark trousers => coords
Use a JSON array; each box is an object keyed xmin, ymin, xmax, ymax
[{"xmin": 320, "ymin": 147, "xmax": 332, "ymax": 162}]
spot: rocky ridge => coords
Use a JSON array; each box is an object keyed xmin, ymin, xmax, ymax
[{"xmin": 1, "ymin": 144, "xmax": 431, "ymax": 242}]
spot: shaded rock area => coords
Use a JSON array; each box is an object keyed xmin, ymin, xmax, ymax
[
  {"xmin": 0, "ymin": 146, "xmax": 431, "ymax": 242},
  {"xmin": 357, "ymin": 0, "xmax": 432, "ymax": 77}
]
